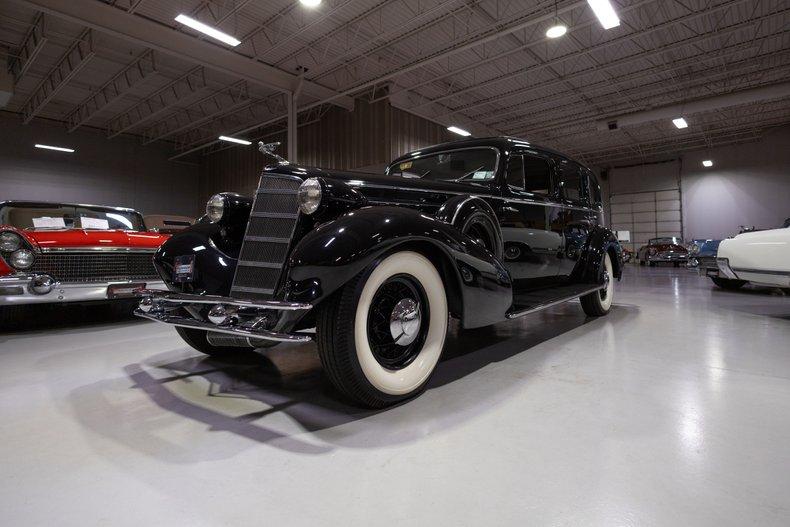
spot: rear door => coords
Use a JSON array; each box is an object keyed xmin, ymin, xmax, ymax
[
  {"xmin": 497, "ymin": 150, "xmax": 562, "ymax": 290},
  {"xmin": 556, "ymin": 158, "xmax": 595, "ymax": 277}
]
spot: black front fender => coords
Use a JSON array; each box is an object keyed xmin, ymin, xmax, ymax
[
  {"xmin": 285, "ymin": 206, "xmax": 513, "ymax": 329},
  {"xmin": 571, "ymin": 226, "xmax": 623, "ymax": 283}
]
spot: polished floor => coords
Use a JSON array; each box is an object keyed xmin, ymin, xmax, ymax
[{"xmin": 1, "ymin": 266, "xmax": 789, "ymax": 526}]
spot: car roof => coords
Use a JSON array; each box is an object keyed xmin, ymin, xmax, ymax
[
  {"xmin": 389, "ymin": 136, "xmax": 591, "ymax": 171},
  {"xmin": 0, "ymin": 200, "xmax": 140, "ymax": 214}
]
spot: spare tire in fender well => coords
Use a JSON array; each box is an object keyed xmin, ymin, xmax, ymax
[{"xmin": 436, "ymin": 195, "xmax": 504, "ymax": 260}]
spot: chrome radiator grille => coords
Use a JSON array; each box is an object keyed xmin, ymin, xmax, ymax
[
  {"xmin": 230, "ymin": 174, "xmax": 301, "ymax": 300},
  {"xmin": 30, "ymin": 252, "xmax": 158, "ymax": 283}
]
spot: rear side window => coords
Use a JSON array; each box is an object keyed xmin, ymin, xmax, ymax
[
  {"xmin": 588, "ymin": 172, "xmax": 602, "ymax": 205},
  {"xmin": 506, "ymin": 155, "xmax": 525, "ymax": 189},
  {"xmin": 523, "ymin": 154, "xmax": 552, "ymax": 195},
  {"xmin": 560, "ymin": 161, "xmax": 585, "ymax": 202}
]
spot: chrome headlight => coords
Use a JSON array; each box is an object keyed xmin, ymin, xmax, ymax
[
  {"xmin": 298, "ymin": 178, "xmax": 323, "ymax": 215},
  {"xmin": 0, "ymin": 231, "xmax": 22, "ymax": 252},
  {"xmin": 10, "ymin": 249, "xmax": 34, "ymax": 270},
  {"xmin": 206, "ymin": 194, "xmax": 225, "ymax": 223}
]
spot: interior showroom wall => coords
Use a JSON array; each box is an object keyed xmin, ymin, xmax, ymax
[
  {"xmin": 606, "ymin": 124, "xmax": 790, "ymax": 239},
  {"xmin": 0, "ymin": 111, "xmax": 200, "ymax": 216}
]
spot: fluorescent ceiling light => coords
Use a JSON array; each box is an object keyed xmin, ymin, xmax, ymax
[
  {"xmin": 300, "ymin": 0, "xmax": 322, "ymax": 6},
  {"xmin": 672, "ymin": 117, "xmax": 689, "ymax": 129},
  {"xmin": 546, "ymin": 24, "xmax": 567, "ymax": 38},
  {"xmin": 702, "ymin": 160, "xmax": 713, "ymax": 167},
  {"xmin": 447, "ymin": 126, "xmax": 471, "ymax": 137},
  {"xmin": 35, "ymin": 144, "xmax": 75, "ymax": 153},
  {"xmin": 587, "ymin": 0, "xmax": 620, "ymax": 30},
  {"xmin": 175, "ymin": 14, "xmax": 241, "ymax": 46},
  {"xmin": 218, "ymin": 135, "xmax": 252, "ymax": 145}
]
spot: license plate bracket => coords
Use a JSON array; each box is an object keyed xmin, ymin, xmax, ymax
[
  {"xmin": 173, "ymin": 255, "xmax": 195, "ymax": 283},
  {"xmin": 108, "ymin": 283, "xmax": 146, "ymax": 299}
]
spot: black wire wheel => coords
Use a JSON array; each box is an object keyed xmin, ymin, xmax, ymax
[{"xmin": 316, "ymin": 251, "xmax": 448, "ymax": 408}]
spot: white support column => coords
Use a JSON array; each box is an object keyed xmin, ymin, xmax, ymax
[{"xmin": 287, "ymin": 91, "xmax": 297, "ymax": 164}]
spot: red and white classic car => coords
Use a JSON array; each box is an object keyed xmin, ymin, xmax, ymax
[{"xmin": 0, "ymin": 201, "xmax": 169, "ymax": 324}]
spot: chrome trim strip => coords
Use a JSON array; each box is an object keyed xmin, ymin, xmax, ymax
[
  {"xmin": 232, "ymin": 285, "xmax": 276, "ymax": 295},
  {"xmin": 256, "ymin": 188, "xmax": 298, "ymax": 195},
  {"xmin": 506, "ymin": 285, "xmax": 605, "ymax": 319},
  {"xmin": 135, "ymin": 289, "xmax": 310, "ymax": 310},
  {"xmin": 732, "ymin": 267, "xmax": 790, "ymax": 276},
  {"xmin": 135, "ymin": 310, "xmax": 312, "ymax": 343},
  {"xmin": 237, "ymin": 261, "xmax": 283, "ymax": 269},
  {"xmin": 38, "ymin": 247, "xmax": 158, "ymax": 253}
]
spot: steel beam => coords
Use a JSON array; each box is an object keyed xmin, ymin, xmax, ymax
[
  {"xmin": 22, "ymin": 29, "xmax": 94, "ymax": 124},
  {"xmin": 11, "ymin": 0, "xmax": 354, "ymax": 111},
  {"xmin": 286, "ymin": 91, "xmax": 297, "ymax": 163},
  {"xmin": 9, "ymin": 12, "xmax": 47, "ymax": 82},
  {"xmin": 106, "ymin": 66, "xmax": 207, "ymax": 138},
  {"xmin": 65, "ymin": 49, "xmax": 157, "ymax": 132}
]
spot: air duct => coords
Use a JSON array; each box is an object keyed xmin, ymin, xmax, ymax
[{"xmin": 597, "ymin": 82, "xmax": 790, "ymax": 131}]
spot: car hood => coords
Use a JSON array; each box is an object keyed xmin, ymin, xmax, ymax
[{"xmin": 17, "ymin": 228, "xmax": 169, "ymax": 250}]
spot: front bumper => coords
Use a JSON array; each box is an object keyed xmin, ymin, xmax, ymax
[
  {"xmin": 647, "ymin": 252, "xmax": 688, "ymax": 263},
  {"xmin": 687, "ymin": 255, "xmax": 719, "ymax": 276},
  {"xmin": 134, "ymin": 289, "xmax": 313, "ymax": 343},
  {"xmin": 0, "ymin": 273, "xmax": 166, "ymax": 306}
]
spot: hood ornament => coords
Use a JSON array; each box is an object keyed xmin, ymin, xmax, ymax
[{"xmin": 258, "ymin": 141, "xmax": 289, "ymax": 165}]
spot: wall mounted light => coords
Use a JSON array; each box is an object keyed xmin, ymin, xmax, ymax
[
  {"xmin": 447, "ymin": 126, "xmax": 471, "ymax": 136},
  {"xmin": 218, "ymin": 135, "xmax": 252, "ymax": 145},
  {"xmin": 35, "ymin": 144, "xmax": 75, "ymax": 153}
]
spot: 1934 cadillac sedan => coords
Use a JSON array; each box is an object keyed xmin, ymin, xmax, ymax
[{"xmin": 137, "ymin": 137, "xmax": 623, "ymax": 407}]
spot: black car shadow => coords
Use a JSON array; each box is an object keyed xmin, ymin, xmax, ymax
[{"xmin": 66, "ymin": 303, "xmax": 637, "ymax": 461}]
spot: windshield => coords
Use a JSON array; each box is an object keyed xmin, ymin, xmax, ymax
[
  {"xmin": 650, "ymin": 237, "xmax": 683, "ymax": 245},
  {"xmin": 0, "ymin": 204, "xmax": 146, "ymax": 231},
  {"xmin": 387, "ymin": 148, "xmax": 498, "ymax": 185}
]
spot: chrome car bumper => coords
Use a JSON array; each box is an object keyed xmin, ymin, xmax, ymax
[
  {"xmin": 0, "ymin": 273, "xmax": 167, "ymax": 306},
  {"xmin": 716, "ymin": 258, "xmax": 740, "ymax": 280},
  {"xmin": 133, "ymin": 289, "xmax": 313, "ymax": 343},
  {"xmin": 647, "ymin": 252, "xmax": 688, "ymax": 262}
]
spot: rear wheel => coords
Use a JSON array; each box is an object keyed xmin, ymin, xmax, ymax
[
  {"xmin": 711, "ymin": 277, "xmax": 747, "ymax": 290},
  {"xmin": 316, "ymin": 251, "xmax": 448, "ymax": 408},
  {"xmin": 581, "ymin": 252, "xmax": 614, "ymax": 317}
]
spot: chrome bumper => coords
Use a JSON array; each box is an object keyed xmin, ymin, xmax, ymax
[
  {"xmin": 716, "ymin": 257, "xmax": 739, "ymax": 280},
  {"xmin": 0, "ymin": 274, "xmax": 166, "ymax": 306},
  {"xmin": 647, "ymin": 253, "xmax": 688, "ymax": 262},
  {"xmin": 133, "ymin": 289, "xmax": 313, "ymax": 343}
]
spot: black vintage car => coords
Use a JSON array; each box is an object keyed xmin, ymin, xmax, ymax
[{"xmin": 137, "ymin": 137, "xmax": 622, "ymax": 407}]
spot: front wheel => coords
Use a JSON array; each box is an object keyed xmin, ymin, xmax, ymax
[
  {"xmin": 581, "ymin": 252, "xmax": 614, "ymax": 317},
  {"xmin": 316, "ymin": 251, "xmax": 448, "ymax": 408},
  {"xmin": 711, "ymin": 277, "xmax": 747, "ymax": 290}
]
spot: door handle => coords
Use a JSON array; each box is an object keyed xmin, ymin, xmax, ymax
[{"xmin": 503, "ymin": 206, "xmax": 519, "ymax": 213}]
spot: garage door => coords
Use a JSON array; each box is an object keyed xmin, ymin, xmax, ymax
[{"xmin": 609, "ymin": 189, "xmax": 682, "ymax": 254}]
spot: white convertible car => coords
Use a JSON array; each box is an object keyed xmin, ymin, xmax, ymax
[{"xmin": 715, "ymin": 222, "xmax": 790, "ymax": 290}]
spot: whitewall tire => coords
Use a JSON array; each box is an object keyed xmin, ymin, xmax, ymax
[
  {"xmin": 316, "ymin": 251, "xmax": 448, "ymax": 407},
  {"xmin": 580, "ymin": 252, "xmax": 614, "ymax": 316}
]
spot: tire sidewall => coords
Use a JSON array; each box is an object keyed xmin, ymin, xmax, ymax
[
  {"xmin": 599, "ymin": 252, "xmax": 614, "ymax": 311},
  {"xmin": 347, "ymin": 251, "xmax": 448, "ymax": 398}
]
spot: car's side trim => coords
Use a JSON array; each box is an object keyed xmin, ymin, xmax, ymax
[
  {"xmin": 506, "ymin": 284, "xmax": 604, "ymax": 319},
  {"xmin": 39, "ymin": 247, "xmax": 158, "ymax": 253}
]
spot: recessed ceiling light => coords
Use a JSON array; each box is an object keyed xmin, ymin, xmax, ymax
[
  {"xmin": 546, "ymin": 24, "xmax": 567, "ymax": 38},
  {"xmin": 35, "ymin": 144, "xmax": 75, "ymax": 153},
  {"xmin": 447, "ymin": 126, "xmax": 472, "ymax": 137},
  {"xmin": 672, "ymin": 117, "xmax": 689, "ymax": 129},
  {"xmin": 702, "ymin": 160, "xmax": 713, "ymax": 167},
  {"xmin": 175, "ymin": 14, "xmax": 241, "ymax": 46},
  {"xmin": 299, "ymin": 0, "xmax": 322, "ymax": 7},
  {"xmin": 218, "ymin": 135, "xmax": 252, "ymax": 145},
  {"xmin": 587, "ymin": 0, "xmax": 620, "ymax": 30}
]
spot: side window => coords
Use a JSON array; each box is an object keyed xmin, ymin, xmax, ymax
[
  {"xmin": 506, "ymin": 155, "xmax": 525, "ymax": 189},
  {"xmin": 523, "ymin": 154, "xmax": 552, "ymax": 195},
  {"xmin": 560, "ymin": 161, "xmax": 584, "ymax": 202},
  {"xmin": 588, "ymin": 171, "xmax": 602, "ymax": 205}
]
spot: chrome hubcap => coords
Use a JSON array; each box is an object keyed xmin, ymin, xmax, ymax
[
  {"xmin": 389, "ymin": 298, "xmax": 421, "ymax": 346},
  {"xmin": 601, "ymin": 270, "xmax": 611, "ymax": 300}
]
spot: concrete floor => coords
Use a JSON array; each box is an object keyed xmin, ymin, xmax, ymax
[{"xmin": 1, "ymin": 266, "xmax": 789, "ymax": 526}]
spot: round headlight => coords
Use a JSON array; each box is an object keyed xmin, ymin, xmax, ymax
[
  {"xmin": 206, "ymin": 194, "xmax": 225, "ymax": 223},
  {"xmin": 10, "ymin": 249, "xmax": 34, "ymax": 270},
  {"xmin": 298, "ymin": 178, "xmax": 322, "ymax": 215},
  {"xmin": 689, "ymin": 243, "xmax": 700, "ymax": 255},
  {"xmin": 0, "ymin": 231, "xmax": 22, "ymax": 252}
]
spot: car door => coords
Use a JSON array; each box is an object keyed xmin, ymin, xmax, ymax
[
  {"xmin": 555, "ymin": 158, "xmax": 595, "ymax": 277},
  {"xmin": 497, "ymin": 150, "xmax": 563, "ymax": 290}
]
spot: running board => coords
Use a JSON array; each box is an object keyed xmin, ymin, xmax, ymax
[{"xmin": 506, "ymin": 284, "xmax": 604, "ymax": 319}]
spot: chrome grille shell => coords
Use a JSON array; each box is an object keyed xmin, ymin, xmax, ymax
[{"xmin": 230, "ymin": 173, "xmax": 301, "ymax": 300}]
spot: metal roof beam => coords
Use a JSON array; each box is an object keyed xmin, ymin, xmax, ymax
[
  {"xmin": 11, "ymin": 0, "xmax": 355, "ymax": 111},
  {"xmin": 9, "ymin": 12, "xmax": 47, "ymax": 82},
  {"xmin": 65, "ymin": 49, "xmax": 157, "ymax": 132},
  {"xmin": 21, "ymin": 28, "xmax": 94, "ymax": 124}
]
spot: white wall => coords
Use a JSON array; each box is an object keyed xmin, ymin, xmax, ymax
[
  {"xmin": 0, "ymin": 111, "xmax": 200, "ymax": 217},
  {"xmin": 603, "ymin": 125, "xmax": 790, "ymax": 240}
]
